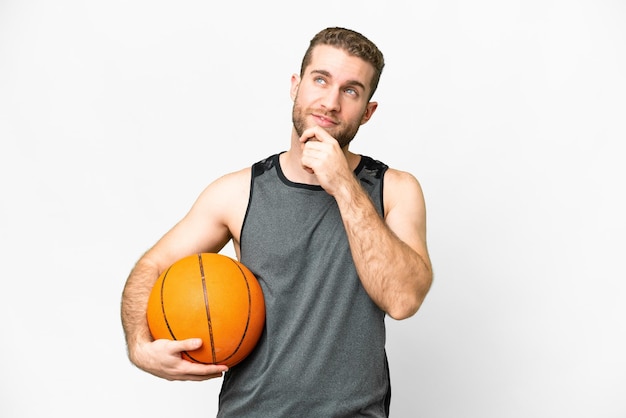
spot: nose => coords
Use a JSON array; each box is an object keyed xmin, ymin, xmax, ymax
[{"xmin": 320, "ymin": 88, "xmax": 341, "ymax": 112}]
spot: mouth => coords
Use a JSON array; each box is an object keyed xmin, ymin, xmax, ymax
[{"xmin": 311, "ymin": 113, "xmax": 338, "ymax": 128}]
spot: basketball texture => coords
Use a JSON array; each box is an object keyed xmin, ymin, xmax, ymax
[{"xmin": 146, "ymin": 253, "xmax": 265, "ymax": 368}]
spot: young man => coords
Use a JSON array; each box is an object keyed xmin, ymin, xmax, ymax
[{"xmin": 121, "ymin": 27, "xmax": 433, "ymax": 417}]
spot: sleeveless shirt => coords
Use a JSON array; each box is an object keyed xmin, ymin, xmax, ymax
[{"xmin": 217, "ymin": 153, "xmax": 391, "ymax": 417}]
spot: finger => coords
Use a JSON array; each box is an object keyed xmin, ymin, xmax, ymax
[
  {"xmin": 185, "ymin": 363, "xmax": 229, "ymax": 375},
  {"xmin": 177, "ymin": 371, "xmax": 225, "ymax": 381},
  {"xmin": 172, "ymin": 338, "xmax": 203, "ymax": 353},
  {"xmin": 299, "ymin": 128, "xmax": 318, "ymax": 144},
  {"xmin": 176, "ymin": 360, "xmax": 229, "ymax": 380},
  {"xmin": 171, "ymin": 369, "xmax": 226, "ymax": 381},
  {"xmin": 299, "ymin": 126, "xmax": 332, "ymax": 144}
]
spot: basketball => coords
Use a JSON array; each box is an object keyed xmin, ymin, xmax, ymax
[{"xmin": 146, "ymin": 253, "xmax": 265, "ymax": 368}]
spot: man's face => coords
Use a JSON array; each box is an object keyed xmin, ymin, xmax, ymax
[{"xmin": 291, "ymin": 45, "xmax": 378, "ymax": 148}]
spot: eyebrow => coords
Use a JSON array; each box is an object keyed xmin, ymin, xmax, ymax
[{"xmin": 310, "ymin": 69, "xmax": 367, "ymax": 92}]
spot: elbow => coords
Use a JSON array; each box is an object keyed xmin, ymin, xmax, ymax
[
  {"xmin": 386, "ymin": 273, "xmax": 433, "ymax": 320},
  {"xmin": 384, "ymin": 291, "xmax": 423, "ymax": 320},
  {"xmin": 386, "ymin": 299, "xmax": 421, "ymax": 320}
]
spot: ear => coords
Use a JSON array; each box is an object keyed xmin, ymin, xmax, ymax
[
  {"xmin": 290, "ymin": 74, "xmax": 300, "ymax": 100},
  {"xmin": 360, "ymin": 101, "xmax": 378, "ymax": 125}
]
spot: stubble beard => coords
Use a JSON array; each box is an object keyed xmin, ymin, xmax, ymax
[{"xmin": 292, "ymin": 101, "xmax": 362, "ymax": 149}]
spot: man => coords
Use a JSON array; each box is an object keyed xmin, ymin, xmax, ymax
[{"xmin": 121, "ymin": 27, "xmax": 432, "ymax": 417}]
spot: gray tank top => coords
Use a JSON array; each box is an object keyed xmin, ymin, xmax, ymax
[{"xmin": 217, "ymin": 153, "xmax": 391, "ymax": 417}]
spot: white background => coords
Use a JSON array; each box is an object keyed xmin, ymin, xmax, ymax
[{"xmin": 1, "ymin": 1, "xmax": 624, "ymax": 417}]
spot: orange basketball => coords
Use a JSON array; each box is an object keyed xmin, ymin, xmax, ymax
[{"xmin": 146, "ymin": 253, "xmax": 265, "ymax": 368}]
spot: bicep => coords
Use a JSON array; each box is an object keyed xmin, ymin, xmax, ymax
[
  {"xmin": 143, "ymin": 170, "xmax": 249, "ymax": 274},
  {"xmin": 384, "ymin": 170, "xmax": 430, "ymax": 258}
]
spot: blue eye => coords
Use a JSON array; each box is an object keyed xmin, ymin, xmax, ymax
[{"xmin": 315, "ymin": 77, "xmax": 326, "ymax": 85}]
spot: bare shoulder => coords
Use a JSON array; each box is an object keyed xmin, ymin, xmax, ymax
[
  {"xmin": 383, "ymin": 167, "xmax": 426, "ymax": 212},
  {"xmin": 195, "ymin": 166, "xmax": 251, "ymax": 221},
  {"xmin": 382, "ymin": 167, "xmax": 429, "ymax": 257},
  {"xmin": 206, "ymin": 166, "xmax": 252, "ymax": 196},
  {"xmin": 141, "ymin": 166, "xmax": 253, "ymax": 269},
  {"xmin": 174, "ymin": 166, "xmax": 251, "ymax": 249},
  {"xmin": 383, "ymin": 167, "xmax": 422, "ymax": 185}
]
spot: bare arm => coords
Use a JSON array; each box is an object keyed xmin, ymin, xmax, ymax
[
  {"xmin": 120, "ymin": 168, "xmax": 250, "ymax": 379},
  {"xmin": 334, "ymin": 168, "xmax": 432, "ymax": 319},
  {"xmin": 300, "ymin": 127, "xmax": 432, "ymax": 319}
]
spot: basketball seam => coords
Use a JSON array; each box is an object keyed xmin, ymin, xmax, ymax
[
  {"xmin": 220, "ymin": 258, "xmax": 253, "ymax": 364},
  {"xmin": 199, "ymin": 253, "xmax": 217, "ymax": 363},
  {"xmin": 160, "ymin": 267, "xmax": 178, "ymax": 341}
]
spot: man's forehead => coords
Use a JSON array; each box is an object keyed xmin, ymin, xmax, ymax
[{"xmin": 306, "ymin": 45, "xmax": 375, "ymax": 85}]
